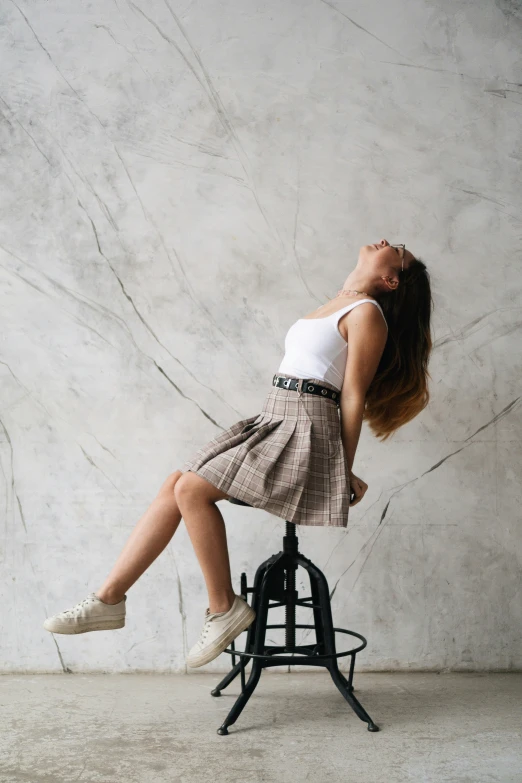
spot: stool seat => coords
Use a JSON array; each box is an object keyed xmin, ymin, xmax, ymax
[
  {"xmin": 228, "ymin": 497, "xmax": 253, "ymax": 507},
  {"xmin": 211, "ymin": 508, "xmax": 379, "ymax": 735}
]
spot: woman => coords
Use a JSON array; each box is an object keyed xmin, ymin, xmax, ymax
[{"xmin": 44, "ymin": 239, "xmax": 433, "ymax": 669}]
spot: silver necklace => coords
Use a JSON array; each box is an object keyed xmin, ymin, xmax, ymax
[
  {"xmin": 315, "ymin": 287, "xmax": 372, "ymax": 314},
  {"xmin": 335, "ymin": 287, "xmax": 370, "ymax": 297}
]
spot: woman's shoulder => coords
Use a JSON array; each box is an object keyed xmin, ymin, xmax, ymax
[
  {"xmin": 338, "ymin": 299, "xmax": 388, "ymax": 341},
  {"xmin": 302, "ymin": 295, "xmax": 377, "ymax": 320}
]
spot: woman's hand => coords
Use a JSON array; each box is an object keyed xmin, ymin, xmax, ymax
[{"xmin": 348, "ymin": 470, "xmax": 368, "ymax": 506}]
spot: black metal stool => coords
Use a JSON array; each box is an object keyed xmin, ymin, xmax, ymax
[{"xmin": 211, "ymin": 497, "xmax": 379, "ymax": 735}]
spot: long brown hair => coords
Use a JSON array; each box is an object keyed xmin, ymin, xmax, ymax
[{"xmin": 365, "ymin": 258, "xmax": 433, "ymax": 441}]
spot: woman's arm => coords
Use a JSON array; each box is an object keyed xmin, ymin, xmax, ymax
[{"xmin": 339, "ymin": 304, "xmax": 388, "ymax": 471}]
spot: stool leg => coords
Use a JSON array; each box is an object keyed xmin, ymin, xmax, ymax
[
  {"xmin": 328, "ymin": 666, "xmax": 380, "ymax": 731},
  {"xmin": 217, "ymin": 658, "xmax": 264, "ymax": 735},
  {"xmin": 297, "ymin": 555, "xmax": 380, "ymax": 732},
  {"xmin": 309, "ymin": 569, "xmax": 326, "ymax": 654},
  {"xmin": 216, "ymin": 559, "xmax": 279, "ymax": 735}
]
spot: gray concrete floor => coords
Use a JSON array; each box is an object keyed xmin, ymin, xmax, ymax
[{"xmin": 1, "ymin": 672, "xmax": 521, "ymax": 782}]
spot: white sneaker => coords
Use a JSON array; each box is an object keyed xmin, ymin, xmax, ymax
[
  {"xmin": 187, "ymin": 593, "xmax": 256, "ymax": 668},
  {"xmin": 43, "ymin": 592, "xmax": 126, "ymax": 634}
]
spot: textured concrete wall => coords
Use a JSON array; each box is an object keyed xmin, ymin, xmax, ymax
[{"xmin": 1, "ymin": 0, "xmax": 520, "ymax": 673}]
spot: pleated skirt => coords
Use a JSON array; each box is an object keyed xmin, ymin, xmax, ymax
[{"xmin": 181, "ymin": 371, "xmax": 351, "ymax": 527}]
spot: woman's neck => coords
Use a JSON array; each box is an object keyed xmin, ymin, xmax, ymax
[{"xmin": 340, "ymin": 272, "xmax": 376, "ymax": 296}]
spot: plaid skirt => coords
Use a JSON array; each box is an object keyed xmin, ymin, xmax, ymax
[{"xmin": 180, "ymin": 371, "xmax": 351, "ymax": 527}]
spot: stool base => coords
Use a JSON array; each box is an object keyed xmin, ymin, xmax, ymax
[{"xmin": 211, "ymin": 516, "xmax": 379, "ymax": 735}]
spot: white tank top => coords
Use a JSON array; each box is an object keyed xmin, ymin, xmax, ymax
[{"xmin": 276, "ymin": 299, "xmax": 388, "ymax": 392}]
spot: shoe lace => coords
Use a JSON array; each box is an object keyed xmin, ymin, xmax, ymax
[
  {"xmin": 62, "ymin": 596, "xmax": 95, "ymax": 617},
  {"xmin": 199, "ymin": 614, "xmax": 215, "ymax": 642}
]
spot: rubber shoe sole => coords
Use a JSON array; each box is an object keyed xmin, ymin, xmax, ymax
[
  {"xmin": 187, "ymin": 604, "xmax": 256, "ymax": 668},
  {"xmin": 43, "ymin": 616, "xmax": 125, "ymax": 634}
]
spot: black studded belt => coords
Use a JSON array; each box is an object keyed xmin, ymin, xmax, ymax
[{"xmin": 272, "ymin": 374, "xmax": 340, "ymax": 406}]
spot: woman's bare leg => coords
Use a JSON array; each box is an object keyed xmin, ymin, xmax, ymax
[
  {"xmin": 174, "ymin": 471, "xmax": 235, "ymax": 615},
  {"xmin": 95, "ymin": 470, "xmax": 184, "ymax": 604}
]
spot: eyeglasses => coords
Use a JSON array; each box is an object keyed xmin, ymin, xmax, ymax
[{"xmin": 390, "ymin": 244, "xmax": 406, "ymax": 272}]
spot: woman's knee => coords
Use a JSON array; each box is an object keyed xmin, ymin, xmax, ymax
[
  {"xmin": 174, "ymin": 471, "xmax": 229, "ymax": 505},
  {"xmin": 173, "ymin": 471, "xmax": 198, "ymax": 504},
  {"xmin": 158, "ymin": 470, "xmax": 184, "ymax": 497}
]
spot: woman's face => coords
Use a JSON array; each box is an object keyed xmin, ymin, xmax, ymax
[{"xmin": 360, "ymin": 239, "xmax": 416, "ymax": 272}]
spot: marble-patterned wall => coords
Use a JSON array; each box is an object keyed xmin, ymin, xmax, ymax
[{"xmin": 1, "ymin": 0, "xmax": 520, "ymax": 673}]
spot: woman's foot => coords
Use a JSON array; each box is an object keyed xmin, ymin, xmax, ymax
[
  {"xmin": 187, "ymin": 594, "xmax": 256, "ymax": 668},
  {"xmin": 43, "ymin": 592, "xmax": 126, "ymax": 634}
]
